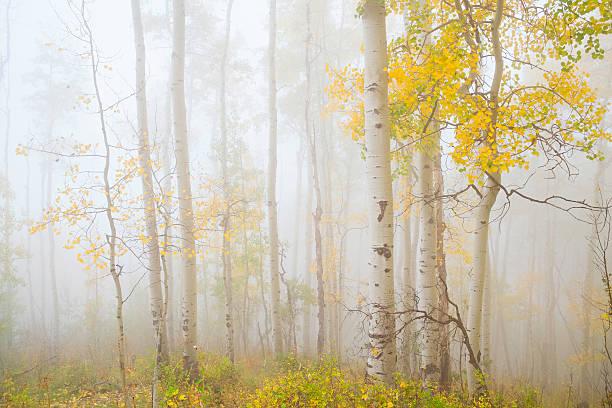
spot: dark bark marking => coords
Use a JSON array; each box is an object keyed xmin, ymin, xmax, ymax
[{"xmin": 377, "ymin": 200, "xmax": 387, "ymax": 222}]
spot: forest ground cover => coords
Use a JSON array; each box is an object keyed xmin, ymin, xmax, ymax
[{"xmin": 0, "ymin": 354, "xmax": 561, "ymax": 407}]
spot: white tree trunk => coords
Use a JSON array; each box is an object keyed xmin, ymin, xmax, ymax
[
  {"xmin": 172, "ymin": 0, "xmax": 198, "ymax": 377},
  {"xmin": 466, "ymin": 0, "xmax": 503, "ymax": 394},
  {"xmin": 416, "ymin": 142, "xmax": 438, "ymax": 385},
  {"xmin": 220, "ymin": 0, "xmax": 236, "ymax": 363},
  {"xmin": 3, "ymin": 0, "xmax": 10, "ymax": 177},
  {"xmin": 466, "ymin": 173, "xmax": 500, "ymax": 394},
  {"xmin": 130, "ymin": 1, "xmax": 168, "ymax": 376},
  {"xmin": 301, "ymin": 1, "xmax": 314, "ymax": 356},
  {"xmin": 543, "ymin": 210, "xmax": 557, "ymax": 388},
  {"xmin": 267, "ymin": 0, "xmax": 283, "ymax": 356},
  {"xmin": 363, "ymin": 0, "xmax": 396, "ymax": 383},
  {"xmin": 400, "ymin": 200, "xmax": 415, "ymax": 376},
  {"xmin": 83, "ymin": 11, "xmax": 130, "ymax": 403},
  {"xmin": 481, "ymin": 251, "xmax": 492, "ymax": 374},
  {"xmin": 308, "ymin": 105, "xmax": 326, "ymax": 358},
  {"xmin": 434, "ymin": 143, "xmax": 450, "ymax": 388},
  {"xmin": 580, "ymin": 160, "xmax": 606, "ymax": 405},
  {"xmin": 25, "ymin": 160, "xmax": 35, "ymax": 333},
  {"xmin": 47, "ymin": 159, "xmax": 60, "ymax": 356}
]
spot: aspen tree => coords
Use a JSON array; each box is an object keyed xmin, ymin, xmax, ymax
[
  {"xmin": 302, "ymin": 0, "xmax": 314, "ymax": 357},
  {"xmin": 171, "ymin": 0, "xmax": 199, "ymax": 377},
  {"xmin": 302, "ymin": 1, "xmax": 315, "ymax": 354},
  {"xmin": 435, "ymin": 144, "xmax": 450, "ymax": 388},
  {"xmin": 267, "ymin": 0, "xmax": 283, "ymax": 356},
  {"xmin": 79, "ymin": 5, "xmax": 131, "ymax": 403},
  {"xmin": 465, "ymin": 0, "xmax": 503, "ymax": 394},
  {"xmin": 220, "ymin": 0, "xmax": 236, "ymax": 363},
  {"xmin": 362, "ymin": 0, "xmax": 396, "ymax": 383},
  {"xmin": 130, "ymin": 0, "xmax": 168, "ymax": 371},
  {"xmin": 3, "ymin": 0, "xmax": 10, "ymax": 177},
  {"xmin": 46, "ymin": 158, "xmax": 60, "ymax": 356}
]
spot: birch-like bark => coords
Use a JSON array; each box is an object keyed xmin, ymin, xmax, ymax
[
  {"xmin": 302, "ymin": 168, "xmax": 313, "ymax": 355},
  {"xmin": 580, "ymin": 160, "xmax": 606, "ymax": 405},
  {"xmin": 309, "ymin": 113, "xmax": 326, "ymax": 358},
  {"xmin": 239, "ymin": 151, "xmax": 251, "ymax": 358},
  {"xmin": 39, "ymin": 162, "xmax": 48, "ymax": 348},
  {"xmin": 26, "ymin": 160, "xmax": 35, "ymax": 333},
  {"xmin": 162, "ymin": 0, "xmax": 176, "ymax": 354},
  {"xmin": 481, "ymin": 252, "xmax": 492, "ymax": 375},
  {"xmin": 322, "ymin": 141, "xmax": 338, "ymax": 355},
  {"xmin": 3, "ymin": 0, "xmax": 10, "ymax": 177},
  {"xmin": 416, "ymin": 137, "xmax": 438, "ymax": 385},
  {"xmin": 466, "ymin": 0, "xmax": 503, "ymax": 394},
  {"xmin": 83, "ymin": 11, "xmax": 130, "ymax": 404},
  {"xmin": 220, "ymin": 0, "xmax": 236, "ymax": 363},
  {"xmin": 257, "ymin": 229, "xmax": 271, "ymax": 355},
  {"xmin": 267, "ymin": 0, "xmax": 282, "ymax": 356},
  {"xmin": 47, "ymin": 159, "xmax": 60, "ymax": 356},
  {"xmin": 363, "ymin": 0, "xmax": 396, "ymax": 383},
  {"xmin": 172, "ymin": 0, "xmax": 199, "ymax": 377},
  {"xmin": 130, "ymin": 2, "xmax": 168, "ymax": 379},
  {"xmin": 400, "ymin": 196, "xmax": 415, "ymax": 376},
  {"xmin": 302, "ymin": 0, "xmax": 314, "ymax": 357},
  {"xmin": 400, "ymin": 21, "xmax": 415, "ymax": 375},
  {"xmin": 543, "ymin": 210, "xmax": 557, "ymax": 387},
  {"xmin": 467, "ymin": 180, "xmax": 501, "ymax": 393},
  {"xmin": 434, "ymin": 144, "xmax": 450, "ymax": 388},
  {"xmin": 291, "ymin": 145, "xmax": 304, "ymax": 282}
]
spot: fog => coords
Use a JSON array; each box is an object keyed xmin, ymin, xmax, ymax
[{"xmin": 0, "ymin": 0, "xmax": 610, "ymax": 407}]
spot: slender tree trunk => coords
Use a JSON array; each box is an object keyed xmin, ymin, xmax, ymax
[
  {"xmin": 363, "ymin": 0, "xmax": 396, "ymax": 383},
  {"xmin": 416, "ymin": 139, "xmax": 438, "ymax": 385},
  {"xmin": 466, "ymin": 0, "xmax": 503, "ymax": 395},
  {"xmin": 466, "ymin": 173, "xmax": 501, "ymax": 395},
  {"xmin": 258, "ymin": 230, "xmax": 271, "ymax": 355},
  {"xmin": 130, "ymin": 2, "xmax": 168, "ymax": 380},
  {"xmin": 319, "ymin": 123, "xmax": 337, "ymax": 354},
  {"xmin": 83, "ymin": 11, "xmax": 130, "ymax": 404},
  {"xmin": 582, "ymin": 239, "xmax": 594, "ymax": 406},
  {"xmin": 496, "ymin": 222, "xmax": 513, "ymax": 380},
  {"xmin": 434, "ymin": 144, "xmax": 450, "ymax": 389},
  {"xmin": 220, "ymin": 0, "xmax": 236, "ymax": 364},
  {"xmin": 26, "ymin": 159, "xmax": 35, "ymax": 334},
  {"xmin": 481, "ymin": 252, "xmax": 492, "ymax": 376},
  {"xmin": 47, "ymin": 159, "xmax": 60, "ymax": 356},
  {"xmin": 39, "ymin": 161, "xmax": 48, "ymax": 350},
  {"xmin": 241, "ymin": 229, "xmax": 250, "ymax": 357},
  {"xmin": 291, "ymin": 146, "xmax": 303, "ymax": 281},
  {"xmin": 171, "ymin": 0, "xmax": 198, "ymax": 378},
  {"xmin": 267, "ymin": 0, "xmax": 282, "ymax": 356},
  {"xmin": 162, "ymin": 0, "xmax": 176, "ymax": 355},
  {"xmin": 309, "ymin": 119, "xmax": 325, "ymax": 358},
  {"xmin": 543, "ymin": 210, "xmax": 557, "ymax": 388},
  {"xmin": 280, "ymin": 251, "xmax": 298, "ymax": 354},
  {"xmin": 400, "ymin": 186, "xmax": 414, "ymax": 376},
  {"xmin": 335, "ymin": 173, "xmax": 352, "ymax": 358},
  {"xmin": 239, "ymin": 149, "xmax": 251, "ymax": 359},
  {"xmin": 528, "ymin": 241, "xmax": 535, "ymax": 383},
  {"xmin": 302, "ymin": 0, "xmax": 314, "ymax": 357},
  {"xmin": 407, "ymin": 0, "xmax": 440, "ymax": 385},
  {"xmin": 3, "ymin": 0, "xmax": 10, "ymax": 177},
  {"xmin": 580, "ymin": 161, "xmax": 606, "ymax": 405},
  {"xmin": 302, "ymin": 164, "xmax": 314, "ymax": 356}
]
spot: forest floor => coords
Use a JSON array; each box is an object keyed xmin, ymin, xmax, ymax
[{"xmin": 0, "ymin": 353, "xmax": 570, "ymax": 407}]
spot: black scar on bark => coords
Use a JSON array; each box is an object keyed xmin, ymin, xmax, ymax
[
  {"xmin": 377, "ymin": 200, "xmax": 387, "ymax": 222},
  {"xmin": 374, "ymin": 244, "xmax": 392, "ymax": 259}
]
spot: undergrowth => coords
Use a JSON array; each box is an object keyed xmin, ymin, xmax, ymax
[{"xmin": 0, "ymin": 354, "xmax": 549, "ymax": 407}]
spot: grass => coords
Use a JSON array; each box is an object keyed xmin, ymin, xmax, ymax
[{"xmin": 0, "ymin": 353, "xmax": 551, "ymax": 407}]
